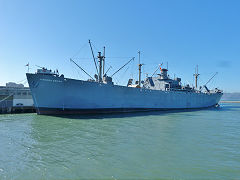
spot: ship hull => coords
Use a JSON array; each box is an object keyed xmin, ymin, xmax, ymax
[
  {"xmin": 35, "ymin": 106, "xmax": 218, "ymax": 115},
  {"xmin": 26, "ymin": 73, "xmax": 223, "ymax": 115}
]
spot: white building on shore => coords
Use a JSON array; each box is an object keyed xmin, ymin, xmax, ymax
[{"xmin": 0, "ymin": 82, "xmax": 34, "ymax": 113}]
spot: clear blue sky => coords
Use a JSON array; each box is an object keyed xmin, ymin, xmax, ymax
[{"xmin": 0, "ymin": 0, "xmax": 239, "ymax": 92}]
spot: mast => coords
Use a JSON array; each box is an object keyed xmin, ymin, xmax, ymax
[
  {"xmin": 103, "ymin": 46, "xmax": 105, "ymax": 76},
  {"xmin": 138, "ymin": 51, "xmax": 142, "ymax": 87},
  {"xmin": 194, "ymin": 65, "xmax": 200, "ymax": 89},
  {"xmin": 98, "ymin": 52, "xmax": 104, "ymax": 82}
]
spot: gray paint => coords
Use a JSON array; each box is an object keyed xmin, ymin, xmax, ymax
[{"xmin": 26, "ymin": 70, "xmax": 222, "ymax": 115}]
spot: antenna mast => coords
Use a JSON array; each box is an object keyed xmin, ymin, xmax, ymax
[{"xmin": 193, "ymin": 65, "xmax": 200, "ymax": 89}]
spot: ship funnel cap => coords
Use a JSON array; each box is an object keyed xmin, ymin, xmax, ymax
[{"xmin": 160, "ymin": 68, "xmax": 168, "ymax": 79}]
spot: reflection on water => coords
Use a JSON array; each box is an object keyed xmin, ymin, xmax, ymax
[{"xmin": 0, "ymin": 103, "xmax": 240, "ymax": 179}]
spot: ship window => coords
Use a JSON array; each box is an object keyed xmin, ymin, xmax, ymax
[
  {"xmin": 22, "ymin": 92, "xmax": 27, "ymax": 95},
  {"xmin": 17, "ymin": 92, "xmax": 21, "ymax": 95}
]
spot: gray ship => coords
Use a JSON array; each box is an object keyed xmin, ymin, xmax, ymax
[{"xmin": 26, "ymin": 42, "xmax": 223, "ymax": 115}]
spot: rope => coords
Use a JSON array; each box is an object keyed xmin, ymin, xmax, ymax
[
  {"xmin": 0, "ymin": 94, "xmax": 13, "ymax": 103},
  {"xmin": 16, "ymin": 78, "xmax": 27, "ymax": 84},
  {"xmin": 92, "ymin": 43, "xmax": 100, "ymax": 52},
  {"xmin": 71, "ymin": 42, "xmax": 88, "ymax": 59},
  {"xmin": 118, "ymin": 66, "xmax": 130, "ymax": 85}
]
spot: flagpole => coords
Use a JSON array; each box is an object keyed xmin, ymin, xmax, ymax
[{"xmin": 26, "ymin": 62, "xmax": 29, "ymax": 72}]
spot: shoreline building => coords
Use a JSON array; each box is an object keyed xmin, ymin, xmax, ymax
[{"xmin": 0, "ymin": 82, "xmax": 35, "ymax": 114}]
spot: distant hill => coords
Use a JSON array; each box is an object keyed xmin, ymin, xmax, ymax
[{"xmin": 221, "ymin": 93, "xmax": 240, "ymax": 101}]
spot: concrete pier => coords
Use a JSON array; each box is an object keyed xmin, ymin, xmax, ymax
[{"xmin": 0, "ymin": 107, "xmax": 36, "ymax": 114}]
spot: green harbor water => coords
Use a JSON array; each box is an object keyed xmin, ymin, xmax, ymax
[{"xmin": 0, "ymin": 103, "xmax": 240, "ymax": 179}]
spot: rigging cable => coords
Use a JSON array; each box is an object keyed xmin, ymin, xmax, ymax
[
  {"xmin": 111, "ymin": 57, "xmax": 135, "ymax": 77},
  {"xmin": 70, "ymin": 59, "xmax": 94, "ymax": 80},
  {"xmin": 71, "ymin": 42, "xmax": 88, "ymax": 59},
  {"xmin": 0, "ymin": 94, "xmax": 14, "ymax": 103}
]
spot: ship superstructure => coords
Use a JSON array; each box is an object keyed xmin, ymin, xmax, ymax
[{"xmin": 26, "ymin": 41, "xmax": 223, "ymax": 115}]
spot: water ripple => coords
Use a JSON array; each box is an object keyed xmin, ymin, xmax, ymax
[{"xmin": 0, "ymin": 104, "xmax": 240, "ymax": 179}]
